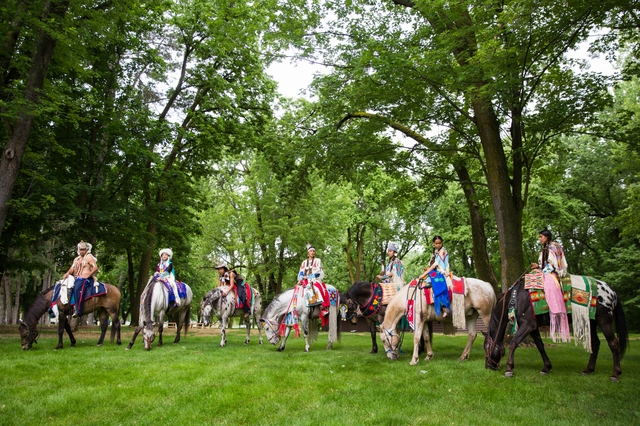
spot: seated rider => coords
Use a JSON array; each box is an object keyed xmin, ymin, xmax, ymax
[
  {"xmin": 63, "ymin": 240, "xmax": 98, "ymax": 318},
  {"xmin": 217, "ymin": 262, "xmax": 250, "ymax": 318},
  {"xmin": 298, "ymin": 243, "xmax": 325, "ymax": 306},
  {"xmin": 155, "ymin": 248, "xmax": 180, "ymax": 306},
  {"xmin": 418, "ymin": 236, "xmax": 451, "ymax": 318},
  {"xmin": 376, "ymin": 242, "xmax": 405, "ymax": 291}
]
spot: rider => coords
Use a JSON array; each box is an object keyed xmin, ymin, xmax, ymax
[
  {"xmin": 155, "ymin": 248, "xmax": 180, "ymax": 306},
  {"xmin": 376, "ymin": 242, "xmax": 405, "ymax": 291},
  {"xmin": 530, "ymin": 229, "xmax": 570, "ymax": 342},
  {"xmin": 63, "ymin": 240, "xmax": 98, "ymax": 318},
  {"xmin": 217, "ymin": 262, "xmax": 250, "ymax": 318},
  {"xmin": 297, "ymin": 243, "xmax": 325, "ymax": 306},
  {"xmin": 418, "ymin": 236, "xmax": 452, "ymax": 318}
]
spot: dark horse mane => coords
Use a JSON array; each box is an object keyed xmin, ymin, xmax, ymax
[
  {"xmin": 23, "ymin": 285, "xmax": 56, "ymax": 326},
  {"xmin": 345, "ymin": 281, "xmax": 371, "ymax": 301}
]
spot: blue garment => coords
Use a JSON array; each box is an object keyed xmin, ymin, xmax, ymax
[
  {"xmin": 428, "ymin": 271, "xmax": 451, "ymax": 317},
  {"xmin": 72, "ymin": 277, "xmax": 94, "ymax": 316}
]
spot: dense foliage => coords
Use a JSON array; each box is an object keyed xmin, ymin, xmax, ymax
[{"xmin": 0, "ymin": 0, "xmax": 638, "ymax": 330}]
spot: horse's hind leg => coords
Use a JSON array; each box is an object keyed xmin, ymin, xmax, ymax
[
  {"xmin": 244, "ymin": 317, "xmax": 251, "ymax": 344},
  {"xmin": 96, "ymin": 309, "xmax": 109, "ymax": 346},
  {"xmin": 459, "ymin": 314, "xmax": 479, "ymax": 361}
]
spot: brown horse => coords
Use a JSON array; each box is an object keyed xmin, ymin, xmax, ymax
[
  {"xmin": 483, "ymin": 276, "xmax": 628, "ymax": 381},
  {"xmin": 19, "ymin": 283, "xmax": 122, "ymax": 350}
]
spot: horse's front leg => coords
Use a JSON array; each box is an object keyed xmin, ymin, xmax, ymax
[
  {"xmin": 505, "ymin": 322, "xmax": 537, "ymax": 377},
  {"xmin": 368, "ymin": 318, "xmax": 378, "ymax": 354},
  {"xmin": 157, "ymin": 322, "xmax": 164, "ymax": 347},
  {"xmin": 126, "ymin": 325, "xmax": 144, "ymax": 350},
  {"xmin": 109, "ymin": 310, "xmax": 122, "ymax": 345},
  {"xmin": 409, "ymin": 321, "xmax": 424, "ymax": 365},
  {"xmin": 529, "ymin": 329, "xmax": 553, "ymax": 375},
  {"xmin": 220, "ymin": 316, "xmax": 228, "ymax": 347},
  {"xmin": 277, "ymin": 326, "xmax": 291, "ymax": 352},
  {"xmin": 96, "ymin": 309, "xmax": 108, "ymax": 346}
]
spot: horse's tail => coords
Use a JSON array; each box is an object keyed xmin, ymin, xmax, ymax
[
  {"xmin": 614, "ymin": 298, "xmax": 629, "ymax": 359},
  {"xmin": 329, "ymin": 299, "xmax": 341, "ymax": 344}
]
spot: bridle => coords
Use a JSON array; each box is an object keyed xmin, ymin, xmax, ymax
[
  {"xmin": 381, "ymin": 327, "xmax": 400, "ymax": 354},
  {"xmin": 260, "ymin": 317, "xmax": 280, "ymax": 344},
  {"xmin": 485, "ymin": 272, "xmax": 528, "ymax": 368}
]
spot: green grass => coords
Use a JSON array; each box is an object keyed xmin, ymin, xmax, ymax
[{"xmin": 0, "ymin": 326, "xmax": 638, "ymax": 425}]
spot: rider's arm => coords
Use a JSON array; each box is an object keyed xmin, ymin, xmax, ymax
[{"xmin": 224, "ymin": 271, "xmax": 236, "ymax": 296}]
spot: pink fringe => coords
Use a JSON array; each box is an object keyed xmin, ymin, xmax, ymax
[{"xmin": 544, "ymin": 274, "xmax": 570, "ymax": 342}]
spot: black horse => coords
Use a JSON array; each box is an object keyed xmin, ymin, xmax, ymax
[
  {"xmin": 344, "ymin": 282, "xmax": 391, "ymax": 353},
  {"xmin": 484, "ymin": 276, "xmax": 628, "ymax": 381}
]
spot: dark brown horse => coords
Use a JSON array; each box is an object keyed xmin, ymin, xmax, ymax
[
  {"xmin": 483, "ymin": 276, "xmax": 628, "ymax": 381},
  {"xmin": 19, "ymin": 283, "xmax": 122, "ymax": 350}
]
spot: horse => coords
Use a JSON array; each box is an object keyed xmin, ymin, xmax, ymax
[
  {"xmin": 379, "ymin": 277, "xmax": 496, "ymax": 364},
  {"xmin": 483, "ymin": 275, "xmax": 629, "ymax": 381},
  {"xmin": 260, "ymin": 284, "xmax": 341, "ymax": 352},
  {"xmin": 19, "ymin": 283, "xmax": 122, "ymax": 350},
  {"xmin": 344, "ymin": 281, "xmax": 390, "ymax": 354},
  {"xmin": 126, "ymin": 278, "xmax": 193, "ymax": 350},
  {"xmin": 200, "ymin": 285, "xmax": 263, "ymax": 346}
]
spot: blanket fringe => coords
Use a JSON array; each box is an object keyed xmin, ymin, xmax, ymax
[{"xmin": 452, "ymin": 292, "xmax": 466, "ymax": 329}]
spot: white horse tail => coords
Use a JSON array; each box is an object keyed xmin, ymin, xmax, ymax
[{"xmin": 328, "ymin": 301, "xmax": 340, "ymax": 344}]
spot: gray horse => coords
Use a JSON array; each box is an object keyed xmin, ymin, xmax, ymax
[{"xmin": 201, "ymin": 285, "xmax": 263, "ymax": 347}]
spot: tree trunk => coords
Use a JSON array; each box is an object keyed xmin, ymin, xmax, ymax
[
  {"xmin": 0, "ymin": 0, "xmax": 70, "ymax": 241},
  {"xmin": 454, "ymin": 163, "xmax": 500, "ymax": 294},
  {"xmin": 126, "ymin": 245, "xmax": 135, "ymax": 325}
]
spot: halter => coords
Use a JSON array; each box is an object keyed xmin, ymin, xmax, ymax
[
  {"xmin": 260, "ymin": 317, "xmax": 280, "ymax": 344},
  {"xmin": 381, "ymin": 327, "xmax": 400, "ymax": 354},
  {"xmin": 24, "ymin": 325, "xmax": 39, "ymax": 347}
]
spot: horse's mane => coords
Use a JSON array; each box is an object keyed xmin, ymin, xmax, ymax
[
  {"xmin": 142, "ymin": 280, "xmax": 157, "ymax": 323},
  {"xmin": 262, "ymin": 287, "xmax": 294, "ymax": 319},
  {"xmin": 346, "ymin": 281, "xmax": 370, "ymax": 300},
  {"xmin": 23, "ymin": 286, "xmax": 56, "ymax": 327}
]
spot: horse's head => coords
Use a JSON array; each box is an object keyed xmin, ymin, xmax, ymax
[
  {"xmin": 483, "ymin": 330, "xmax": 505, "ymax": 370},
  {"xmin": 142, "ymin": 320, "xmax": 156, "ymax": 351},
  {"xmin": 339, "ymin": 294, "xmax": 359, "ymax": 325},
  {"xmin": 379, "ymin": 326, "xmax": 400, "ymax": 360},
  {"xmin": 259, "ymin": 318, "xmax": 281, "ymax": 345},
  {"xmin": 18, "ymin": 319, "xmax": 38, "ymax": 350},
  {"xmin": 200, "ymin": 289, "xmax": 223, "ymax": 327}
]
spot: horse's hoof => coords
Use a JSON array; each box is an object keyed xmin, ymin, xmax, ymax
[
  {"xmin": 125, "ymin": 347, "xmax": 130, "ymax": 351},
  {"xmin": 540, "ymin": 371, "xmax": 548, "ymax": 376},
  {"xmin": 610, "ymin": 376, "xmax": 620, "ymax": 382},
  {"xmin": 505, "ymin": 371, "xmax": 514, "ymax": 378},
  {"xmin": 96, "ymin": 343, "xmax": 103, "ymax": 347},
  {"xmin": 410, "ymin": 360, "xmax": 418, "ymax": 366}
]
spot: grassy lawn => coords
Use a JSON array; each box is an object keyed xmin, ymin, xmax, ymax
[{"xmin": 0, "ymin": 325, "xmax": 638, "ymax": 426}]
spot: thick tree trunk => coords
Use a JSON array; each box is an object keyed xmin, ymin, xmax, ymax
[
  {"xmin": 0, "ymin": 0, "xmax": 70, "ymax": 241},
  {"xmin": 454, "ymin": 163, "xmax": 500, "ymax": 294}
]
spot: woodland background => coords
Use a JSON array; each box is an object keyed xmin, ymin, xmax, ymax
[{"xmin": 1, "ymin": 0, "xmax": 639, "ymax": 330}]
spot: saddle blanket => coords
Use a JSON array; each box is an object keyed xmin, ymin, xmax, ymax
[
  {"xmin": 161, "ymin": 280, "xmax": 187, "ymax": 305},
  {"xmin": 235, "ymin": 283, "xmax": 253, "ymax": 309},
  {"xmin": 380, "ymin": 283, "xmax": 397, "ymax": 305},
  {"xmin": 528, "ymin": 275, "xmax": 597, "ymax": 320},
  {"xmin": 70, "ymin": 281, "xmax": 107, "ymax": 306}
]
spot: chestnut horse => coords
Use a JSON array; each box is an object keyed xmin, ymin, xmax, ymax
[
  {"xmin": 19, "ymin": 283, "xmax": 122, "ymax": 350},
  {"xmin": 379, "ymin": 277, "xmax": 496, "ymax": 364},
  {"xmin": 483, "ymin": 276, "xmax": 628, "ymax": 381}
]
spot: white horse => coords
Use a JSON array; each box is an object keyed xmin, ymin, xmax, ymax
[
  {"xmin": 126, "ymin": 278, "xmax": 193, "ymax": 350},
  {"xmin": 380, "ymin": 277, "xmax": 496, "ymax": 365},
  {"xmin": 260, "ymin": 284, "xmax": 341, "ymax": 352},
  {"xmin": 200, "ymin": 285, "xmax": 263, "ymax": 347}
]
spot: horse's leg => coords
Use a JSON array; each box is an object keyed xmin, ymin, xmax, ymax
[
  {"xmin": 64, "ymin": 316, "xmax": 76, "ymax": 347},
  {"xmin": 530, "ymin": 328, "xmax": 553, "ymax": 375},
  {"xmin": 244, "ymin": 315, "xmax": 251, "ymax": 344},
  {"xmin": 56, "ymin": 313, "xmax": 67, "ymax": 350},
  {"xmin": 255, "ymin": 313, "xmax": 263, "ymax": 345},
  {"xmin": 410, "ymin": 320, "xmax": 425, "ymax": 365},
  {"xmin": 459, "ymin": 312, "xmax": 479, "ymax": 361},
  {"xmin": 368, "ymin": 318, "xmax": 378, "ymax": 354},
  {"xmin": 108, "ymin": 308, "xmax": 122, "ymax": 345},
  {"xmin": 593, "ymin": 315, "xmax": 622, "ymax": 381},
  {"xmin": 504, "ymin": 321, "xmax": 538, "ymax": 378},
  {"xmin": 126, "ymin": 325, "xmax": 144, "ymax": 350},
  {"xmin": 302, "ymin": 316, "xmax": 311, "ymax": 352},
  {"xmin": 277, "ymin": 326, "xmax": 291, "ymax": 352},
  {"xmin": 157, "ymin": 321, "xmax": 164, "ymax": 347},
  {"xmin": 220, "ymin": 314, "xmax": 228, "ymax": 347},
  {"xmin": 174, "ymin": 311, "xmax": 183, "ymax": 344},
  {"xmin": 423, "ymin": 322, "xmax": 434, "ymax": 361},
  {"xmin": 96, "ymin": 309, "xmax": 109, "ymax": 346}
]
